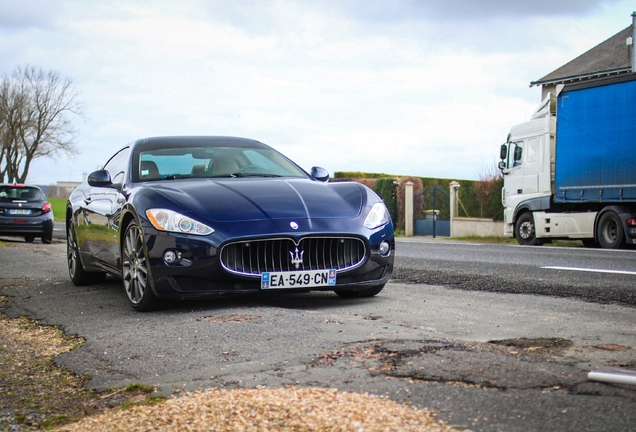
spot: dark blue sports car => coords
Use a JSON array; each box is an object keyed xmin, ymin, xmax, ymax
[{"xmin": 66, "ymin": 136, "xmax": 394, "ymax": 311}]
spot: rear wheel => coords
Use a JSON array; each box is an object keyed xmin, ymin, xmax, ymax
[
  {"xmin": 334, "ymin": 284, "xmax": 385, "ymax": 298},
  {"xmin": 67, "ymin": 222, "xmax": 106, "ymax": 285},
  {"xmin": 515, "ymin": 212, "xmax": 543, "ymax": 246},
  {"xmin": 122, "ymin": 221, "xmax": 160, "ymax": 311},
  {"xmin": 42, "ymin": 231, "xmax": 53, "ymax": 244},
  {"xmin": 24, "ymin": 235, "xmax": 35, "ymax": 243},
  {"xmin": 597, "ymin": 212, "xmax": 625, "ymax": 249}
]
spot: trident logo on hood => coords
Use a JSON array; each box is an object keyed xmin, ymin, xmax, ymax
[{"xmin": 289, "ymin": 247, "xmax": 304, "ymax": 269}]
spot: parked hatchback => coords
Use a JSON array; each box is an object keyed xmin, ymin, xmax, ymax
[{"xmin": 0, "ymin": 184, "xmax": 54, "ymax": 243}]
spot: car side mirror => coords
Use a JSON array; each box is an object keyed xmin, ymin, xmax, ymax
[
  {"xmin": 513, "ymin": 146, "xmax": 522, "ymax": 162},
  {"xmin": 310, "ymin": 166, "xmax": 330, "ymax": 182},
  {"xmin": 87, "ymin": 170, "xmax": 113, "ymax": 187}
]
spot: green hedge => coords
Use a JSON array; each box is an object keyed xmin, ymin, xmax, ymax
[
  {"xmin": 333, "ymin": 171, "xmax": 395, "ymax": 180},
  {"xmin": 372, "ymin": 178, "xmax": 398, "ymax": 224},
  {"xmin": 336, "ymin": 172, "xmax": 503, "ymax": 221}
]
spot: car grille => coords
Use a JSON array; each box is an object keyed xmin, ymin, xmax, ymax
[{"xmin": 220, "ymin": 237, "xmax": 366, "ymax": 276}]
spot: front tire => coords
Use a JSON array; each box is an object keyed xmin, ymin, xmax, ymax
[
  {"xmin": 515, "ymin": 212, "xmax": 543, "ymax": 246},
  {"xmin": 597, "ymin": 212, "xmax": 625, "ymax": 249},
  {"xmin": 122, "ymin": 221, "xmax": 160, "ymax": 311},
  {"xmin": 67, "ymin": 222, "xmax": 106, "ymax": 285},
  {"xmin": 334, "ymin": 284, "xmax": 385, "ymax": 298}
]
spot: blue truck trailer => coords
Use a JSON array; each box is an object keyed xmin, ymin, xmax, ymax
[{"xmin": 498, "ymin": 73, "xmax": 636, "ymax": 248}]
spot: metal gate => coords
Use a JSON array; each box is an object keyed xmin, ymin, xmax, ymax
[{"xmin": 414, "ymin": 185, "xmax": 450, "ymax": 237}]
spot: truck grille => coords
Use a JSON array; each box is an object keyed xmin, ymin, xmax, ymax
[{"xmin": 220, "ymin": 237, "xmax": 366, "ymax": 276}]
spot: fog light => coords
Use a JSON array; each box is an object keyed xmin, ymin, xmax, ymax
[
  {"xmin": 163, "ymin": 250, "xmax": 181, "ymax": 265},
  {"xmin": 379, "ymin": 241, "xmax": 391, "ymax": 256}
]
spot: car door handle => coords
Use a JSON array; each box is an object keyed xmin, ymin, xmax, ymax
[{"xmin": 84, "ymin": 197, "xmax": 92, "ymax": 205}]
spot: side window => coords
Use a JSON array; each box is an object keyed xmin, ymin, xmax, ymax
[
  {"xmin": 103, "ymin": 147, "xmax": 131, "ymax": 185},
  {"xmin": 508, "ymin": 141, "xmax": 523, "ymax": 168}
]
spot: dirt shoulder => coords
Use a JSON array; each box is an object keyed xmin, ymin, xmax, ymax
[{"xmin": 0, "ymin": 301, "xmax": 164, "ymax": 430}]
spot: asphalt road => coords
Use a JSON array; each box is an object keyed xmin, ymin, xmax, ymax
[
  {"xmin": 394, "ymin": 238, "xmax": 636, "ymax": 306},
  {"xmin": 1, "ymin": 236, "xmax": 635, "ymax": 431}
]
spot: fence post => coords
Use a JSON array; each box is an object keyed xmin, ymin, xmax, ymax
[
  {"xmin": 449, "ymin": 181, "xmax": 460, "ymax": 238},
  {"xmin": 405, "ymin": 181, "xmax": 414, "ymax": 236}
]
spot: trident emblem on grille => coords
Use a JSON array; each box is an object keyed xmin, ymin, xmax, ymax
[{"xmin": 289, "ymin": 247, "xmax": 304, "ymax": 269}]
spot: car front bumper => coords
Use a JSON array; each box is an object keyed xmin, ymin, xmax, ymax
[{"xmin": 141, "ymin": 224, "xmax": 395, "ymax": 299}]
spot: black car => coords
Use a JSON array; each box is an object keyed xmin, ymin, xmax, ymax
[
  {"xmin": 0, "ymin": 184, "xmax": 54, "ymax": 244},
  {"xmin": 66, "ymin": 136, "xmax": 395, "ymax": 311}
]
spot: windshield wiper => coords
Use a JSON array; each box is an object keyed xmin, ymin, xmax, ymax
[
  {"xmin": 164, "ymin": 174, "xmax": 186, "ymax": 180},
  {"xmin": 231, "ymin": 173, "xmax": 282, "ymax": 178}
]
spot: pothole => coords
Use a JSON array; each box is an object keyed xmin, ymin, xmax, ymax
[
  {"xmin": 313, "ymin": 339, "xmax": 586, "ymax": 391},
  {"xmin": 593, "ymin": 344, "xmax": 631, "ymax": 352},
  {"xmin": 200, "ymin": 314, "xmax": 262, "ymax": 323},
  {"xmin": 488, "ymin": 337, "xmax": 574, "ymax": 359}
]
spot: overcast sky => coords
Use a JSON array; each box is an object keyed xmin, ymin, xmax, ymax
[{"xmin": 1, "ymin": 0, "xmax": 633, "ymax": 185}]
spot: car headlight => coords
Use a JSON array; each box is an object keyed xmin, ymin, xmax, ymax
[
  {"xmin": 364, "ymin": 202, "xmax": 390, "ymax": 229},
  {"xmin": 146, "ymin": 209, "xmax": 214, "ymax": 235}
]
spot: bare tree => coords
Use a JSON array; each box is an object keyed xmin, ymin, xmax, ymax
[
  {"xmin": 474, "ymin": 161, "xmax": 502, "ymax": 218},
  {"xmin": 0, "ymin": 65, "xmax": 83, "ymax": 183}
]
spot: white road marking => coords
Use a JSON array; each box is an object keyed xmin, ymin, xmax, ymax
[{"xmin": 542, "ymin": 266, "xmax": 636, "ymax": 276}]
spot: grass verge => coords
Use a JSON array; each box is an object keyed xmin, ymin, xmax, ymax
[
  {"xmin": 48, "ymin": 197, "xmax": 66, "ymax": 222},
  {"xmin": 448, "ymin": 235, "xmax": 584, "ymax": 247}
]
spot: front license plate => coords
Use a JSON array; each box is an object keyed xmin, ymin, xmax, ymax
[
  {"xmin": 261, "ymin": 269, "xmax": 336, "ymax": 290},
  {"xmin": 8, "ymin": 209, "xmax": 32, "ymax": 215}
]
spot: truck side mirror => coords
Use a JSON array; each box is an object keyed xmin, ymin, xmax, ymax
[
  {"xmin": 514, "ymin": 146, "xmax": 522, "ymax": 162},
  {"xmin": 500, "ymin": 144, "xmax": 508, "ymax": 160},
  {"xmin": 498, "ymin": 161, "xmax": 507, "ymax": 171}
]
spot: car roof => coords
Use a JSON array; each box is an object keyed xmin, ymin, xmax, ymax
[
  {"xmin": 132, "ymin": 136, "xmax": 272, "ymax": 151},
  {"xmin": 0, "ymin": 184, "xmax": 43, "ymax": 190}
]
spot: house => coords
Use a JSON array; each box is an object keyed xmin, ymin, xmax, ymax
[{"xmin": 531, "ymin": 12, "xmax": 636, "ymax": 100}]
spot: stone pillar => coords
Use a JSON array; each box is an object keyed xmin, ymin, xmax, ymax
[
  {"xmin": 449, "ymin": 181, "xmax": 460, "ymax": 237},
  {"xmin": 405, "ymin": 181, "xmax": 414, "ymax": 237}
]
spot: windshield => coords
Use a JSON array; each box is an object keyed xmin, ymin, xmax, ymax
[
  {"xmin": 136, "ymin": 146, "xmax": 307, "ymax": 181},
  {"xmin": 0, "ymin": 186, "xmax": 45, "ymax": 202}
]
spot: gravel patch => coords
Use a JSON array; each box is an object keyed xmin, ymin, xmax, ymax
[{"xmin": 56, "ymin": 387, "xmax": 455, "ymax": 432}]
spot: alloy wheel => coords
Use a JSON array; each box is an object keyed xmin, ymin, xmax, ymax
[
  {"xmin": 67, "ymin": 226, "xmax": 78, "ymax": 278},
  {"xmin": 122, "ymin": 224, "xmax": 149, "ymax": 305}
]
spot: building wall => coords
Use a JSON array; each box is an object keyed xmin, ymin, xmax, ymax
[{"xmin": 452, "ymin": 217, "xmax": 505, "ymax": 237}]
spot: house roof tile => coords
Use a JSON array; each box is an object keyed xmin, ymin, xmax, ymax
[{"xmin": 531, "ymin": 25, "xmax": 632, "ymax": 87}]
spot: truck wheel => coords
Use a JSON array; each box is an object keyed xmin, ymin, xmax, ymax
[
  {"xmin": 515, "ymin": 212, "xmax": 543, "ymax": 246},
  {"xmin": 597, "ymin": 212, "xmax": 625, "ymax": 249}
]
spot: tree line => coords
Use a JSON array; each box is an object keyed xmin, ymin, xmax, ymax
[{"xmin": 0, "ymin": 65, "xmax": 82, "ymax": 184}]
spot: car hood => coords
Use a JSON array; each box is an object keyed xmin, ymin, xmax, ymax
[{"xmin": 145, "ymin": 178, "xmax": 365, "ymax": 222}]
